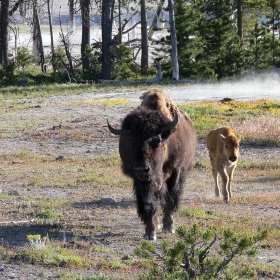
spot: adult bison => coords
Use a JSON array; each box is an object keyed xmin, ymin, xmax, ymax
[{"xmin": 108, "ymin": 89, "xmax": 196, "ymax": 240}]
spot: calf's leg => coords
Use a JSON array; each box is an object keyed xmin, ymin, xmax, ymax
[
  {"xmin": 217, "ymin": 164, "xmax": 230, "ymax": 203},
  {"xmin": 210, "ymin": 156, "xmax": 220, "ymax": 197},
  {"xmin": 227, "ymin": 164, "xmax": 236, "ymax": 198}
]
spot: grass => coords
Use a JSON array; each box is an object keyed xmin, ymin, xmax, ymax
[
  {"xmin": 0, "ymin": 152, "xmax": 129, "ymax": 189},
  {"xmin": 0, "ymin": 82, "xmax": 162, "ymax": 101},
  {"xmin": 179, "ymin": 99, "xmax": 280, "ymax": 145},
  {"xmin": 0, "ymin": 89, "xmax": 280, "ymax": 279},
  {"xmin": 0, "ymin": 151, "xmax": 279, "ymax": 278}
]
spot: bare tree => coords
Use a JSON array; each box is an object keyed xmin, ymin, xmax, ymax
[
  {"xmin": 140, "ymin": 0, "xmax": 148, "ymax": 75},
  {"xmin": 102, "ymin": 0, "xmax": 114, "ymax": 79},
  {"xmin": 68, "ymin": 0, "xmax": 76, "ymax": 33},
  {"xmin": 32, "ymin": 0, "xmax": 45, "ymax": 73},
  {"xmin": 0, "ymin": 0, "xmax": 10, "ymax": 68},
  {"xmin": 80, "ymin": 0, "xmax": 90, "ymax": 70},
  {"xmin": 148, "ymin": 0, "xmax": 165, "ymax": 39},
  {"xmin": 168, "ymin": 0, "xmax": 179, "ymax": 80},
  {"xmin": 1, "ymin": 0, "xmax": 27, "ymax": 68},
  {"xmin": 47, "ymin": 0, "xmax": 55, "ymax": 69}
]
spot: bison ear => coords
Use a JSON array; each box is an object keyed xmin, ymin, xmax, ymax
[{"xmin": 236, "ymin": 134, "xmax": 242, "ymax": 142}]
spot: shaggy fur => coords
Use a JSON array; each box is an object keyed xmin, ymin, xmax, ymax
[
  {"xmin": 206, "ymin": 126, "xmax": 241, "ymax": 203},
  {"xmin": 113, "ymin": 89, "xmax": 197, "ymax": 240},
  {"xmin": 140, "ymin": 88, "xmax": 178, "ymax": 120}
]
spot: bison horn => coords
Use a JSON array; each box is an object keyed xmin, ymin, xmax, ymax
[
  {"xmin": 107, "ymin": 120, "xmax": 130, "ymax": 136},
  {"xmin": 160, "ymin": 111, "xmax": 179, "ymax": 133}
]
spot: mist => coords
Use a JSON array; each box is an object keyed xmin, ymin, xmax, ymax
[{"xmin": 166, "ymin": 70, "xmax": 280, "ymax": 102}]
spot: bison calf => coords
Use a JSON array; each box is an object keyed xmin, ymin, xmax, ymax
[{"xmin": 206, "ymin": 126, "xmax": 241, "ymax": 203}]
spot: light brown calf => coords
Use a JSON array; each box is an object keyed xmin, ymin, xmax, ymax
[{"xmin": 206, "ymin": 126, "xmax": 241, "ymax": 203}]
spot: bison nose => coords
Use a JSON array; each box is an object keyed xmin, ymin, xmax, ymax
[
  {"xmin": 134, "ymin": 166, "xmax": 150, "ymax": 180},
  {"xmin": 229, "ymin": 155, "xmax": 237, "ymax": 162}
]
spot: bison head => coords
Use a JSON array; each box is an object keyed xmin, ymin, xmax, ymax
[
  {"xmin": 108, "ymin": 107, "xmax": 178, "ymax": 182},
  {"xmin": 219, "ymin": 134, "xmax": 241, "ymax": 162}
]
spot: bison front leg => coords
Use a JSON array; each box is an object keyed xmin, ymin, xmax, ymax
[
  {"xmin": 210, "ymin": 156, "xmax": 220, "ymax": 197},
  {"xmin": 136, "ymin": 195, "xmax": 159, "ymax": 240},
  {"xmin": 162, "ymin": 170, "xmax": 184, "ymax": 234},
  {"xmin": 142, "ymin": 203, "xmax": 159, "ymax": 240},
  {"xmin": 227, "ymin": 165, "xmax": 236, "ymax": 199},
  {"xmin": 217, "ymin": 164, "xmax": 230, "ymax": 203}
]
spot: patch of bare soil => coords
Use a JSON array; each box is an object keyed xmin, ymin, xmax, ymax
[{"xmin": 0, "ymin": 93, "xmax": 280, "ymax": 279}]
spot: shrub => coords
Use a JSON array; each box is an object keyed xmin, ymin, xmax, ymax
[
  {"xmin": 15, "ymin": 47, "xmax": 35, "ymax": 72},
  {"xmin": 135, "ymin": 224, "xmax": 267, "ymax": 279}
]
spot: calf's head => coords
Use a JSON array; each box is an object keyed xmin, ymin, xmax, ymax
[
  {"xmin": 108, "ymin": 108, "xmax": 178, "ymax": 182},
  {"xmin": 219, "ymin": 134, "xmax": 241, "ymax": 162}
]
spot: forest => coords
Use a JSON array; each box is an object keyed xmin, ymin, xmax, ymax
[{"xmin": 0, "ymin": 0, "xmax": 280, "ymax": 85}]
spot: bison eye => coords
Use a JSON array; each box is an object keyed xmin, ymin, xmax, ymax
[
  {"xmin": 150, "ymin": 137, "xmax": 162, "ymax": 148},
  {"xmin": 225, "ymin": 145, "xmax": 228, "ymax": 148},
  {"xmin": 161, "ymin": 130, "xmax": 170, "ymax": 140}
]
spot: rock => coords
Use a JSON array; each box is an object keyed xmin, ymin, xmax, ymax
[
  {"xmin": 56, "ymin": 155, "xmax": 64, "ymax": 161},
  {"xmin": 101, "ymin": 197, "xmax": 116, "ymax": 205}
]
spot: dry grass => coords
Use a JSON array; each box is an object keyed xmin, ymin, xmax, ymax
[
  {"xmin": 233, "ymin": 116, "xmax": 280, "ymax": 145},
  {"xmin": 0, "ymin": 97, "xmax": 280, "ymax": 279},
  {"xmin": 180, "ymin": 99, "xmax": 280, "ymax": 145},
  {"xmin": 0, "ymin": 151, "xmax": 279, "ymax": 279},
  {"xmin": 0, "ymin": 152, "xmax": 128, "ymax": 189}
]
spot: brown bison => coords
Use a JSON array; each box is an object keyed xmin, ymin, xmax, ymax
[
  {"xmin": 108, "ymin": 89, "xmax": 196, "ymax": 240},
  {"xmin": 206, "ymin": 126, "xmax": 241, "ymax": 203}
]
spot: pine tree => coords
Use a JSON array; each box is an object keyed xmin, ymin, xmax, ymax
[
  {"xmin": 174, "ymin": 0, "xmax": 245, "ymax": 80},
  {"xmin": 175, "ymin": 0, "xmax": 209, "ymax": 79},
  {"xmin": 198, "ymin": 1, "xmax": 244, "ymax": 79}
]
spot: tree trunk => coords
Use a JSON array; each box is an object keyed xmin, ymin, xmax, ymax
[
  {"xmin": 168, "ymin": 0, "xmax": 179, "ymax": 80},
  {"xmin": 33, "ymin": 0, "xmax": 45, "ymax": 73},
  {"xmin": 148, "ymin": 0, "xmax": 165, "ymax": 39},
  {"xmin": 80, "ymin": 0, "xmax": 90, "ymax": 71},
  {"xmin": 19, "ymin": 1, "xmax": 27, "ymax": 24},
  {"xmin": 32, "ymin": 0, "xmax": 45, "ymax": 73},
  {"xmin": 0, "ymin": 0, "xmax": 10, "ymax": 68},
  {"xmin": 118, "ymin": 0, "xmax": 122, "ymax": 44},
  {"xmin": 69, "ymin": 0, "xmax": 75, "ymax": 33},
  {"xmin": 47, "ymin": 0, "xmax": 55, "ymax": 71},
  {"xmin": 8, "ymin": 0, "xmax": 26, "ymax": 17},
  {"xmin": 141, "ymin": 0, "xmax": 148, "ymax": 75},
  {"xmin": 237, "ymin": 0, "xmax": 243, "ymax": 39},
  {"xmin": 102, "ymin": 0, "xmax": 114, "ymax": 79}
]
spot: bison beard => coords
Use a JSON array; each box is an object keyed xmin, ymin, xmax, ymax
[{"xmin": 108, "ymin": 91, "xmax": 196, "ymax": 240}]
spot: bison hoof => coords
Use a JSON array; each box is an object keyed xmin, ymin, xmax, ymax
[
  {"xmin": 144, "ymin": 234, "xmax": 157, "ymax": 241},
  {"xmin": 163, "ymin": 227, "xmax": 175, "ymax": 234},
  {"xmin": 224, "ymin": 198, "xmax": 230, "ymax": 203}
]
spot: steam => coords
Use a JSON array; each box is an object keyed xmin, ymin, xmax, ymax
[{"xmin": 166, "ymin": 69, "xmax": 280, "ymax": 102}]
